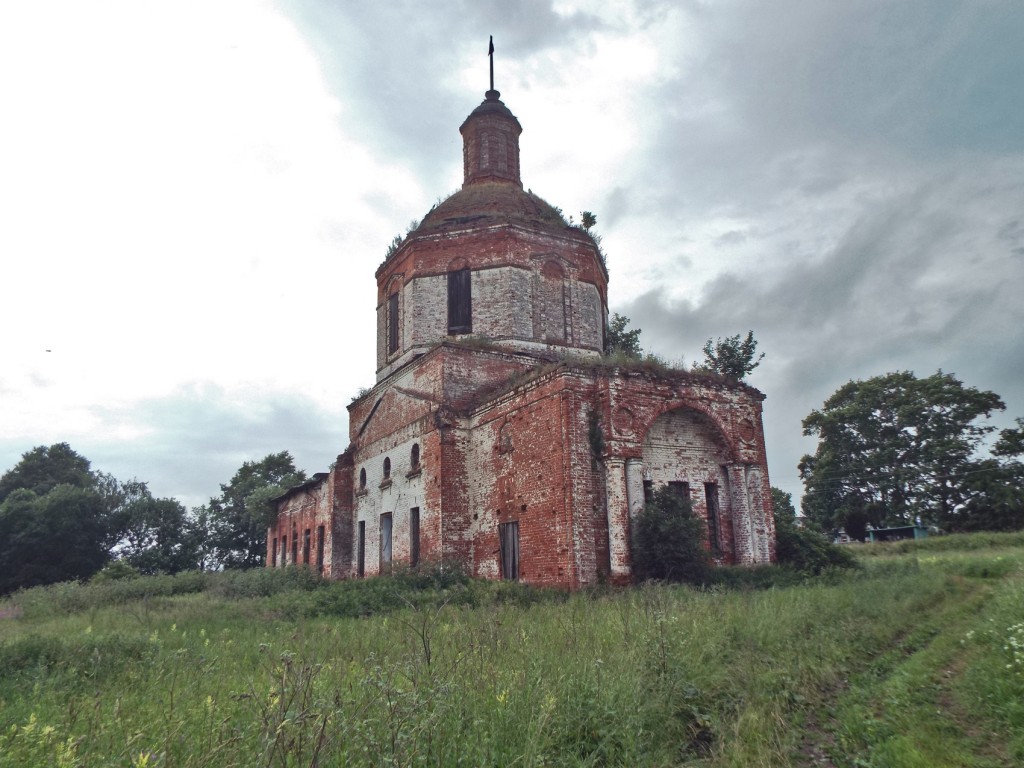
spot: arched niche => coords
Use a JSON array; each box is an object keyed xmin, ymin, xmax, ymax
[{"xmin": 641, "ymin": 407, "xmax": 732, "ymax": 485}]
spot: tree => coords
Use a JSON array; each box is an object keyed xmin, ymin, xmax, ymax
[
  {"xmin": 771, "ymin": 486, "xmax": 856, "ymax": 573},
  {"xmin": 115, "ymin": 493, "xmax": 200, "ymax": 575},
  {"xmin": 700, "ymin": 331, "xmax": 764, "ymax": 380},
  {"xmin": 771, "ymin": 487, "xmax": 797, "ymax": 519},
  {"xmin": 632, "ymin": 485, "xmax": 711, "ymax": 584},
  {"xmin": 605, "ymin": 312, "xmax": 643, "ymax": 357},
  {"xmin": 0, "ymin": 485, "xmax": 109, "ymax": 593},
  {"xmin": 207, "ymin": 452, "xmax": 306, "ymax": 569},
  {"xmin": 0, "ymin": 442, "xmax": 94, "ymax": 504},
  {"xmin": 799, "ymin": 371, "xmax": 1008, "ymax": 537},
  {"xmin": 994, "ymin": 418, "xmax": 1024, "ymax": 457}
]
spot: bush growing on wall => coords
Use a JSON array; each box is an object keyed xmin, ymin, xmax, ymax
[{"xmin": 633, "ymin": 485, "xmax": 711, "ymax": 584}]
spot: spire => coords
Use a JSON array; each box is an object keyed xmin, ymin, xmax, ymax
[
  {"xmin": 459, "ymin": 36, "xmax": 522, "ymax": 187},
  {"xmin": 488, "ymin": 35, "xmax": 495, "ymax": 95}
]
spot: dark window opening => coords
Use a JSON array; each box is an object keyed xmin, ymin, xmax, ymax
[
  {"xmin": 303, "ymin": 528, "xmax": 311, "ymax": 564},
  {"xmin": 410, "ymin": 507, "xmax": 420, "ymax": 567},
  {"xmin": 291, "ymin": 531, "xmax": 298, "ymax": 566},
  {"xmin": 383, "ymin": 457, "xmax": 391, "ymax": 479},
  {"xmin": 380, "ymin": 513, "xmax": 393, "ymax": 573},
  {"xmin": 281, "ymin": 535, "xmax": 287, "ymax": 565},
  {"xmin": 643, "ymin": 480, "xmax": 654, "ymax": 504},
  {"xmin": 705, "ymin": 482, "xmax": 721, "ymax": 551},
  {"xmin": 668, "ymin": 481, "xmax": 690, "ymax": 505},
  {"xmin": 410, "ymin": 443, "xmax": 420, "ymax": 470},
  {"xmin": 316, "ymin": 525, "xmax": 325, "ymax": 574},
  {"xmin": 271, "ymin": 537, "xmax": 277, "ymax": 567},
  {"xmin": 359, "ymin": 468, "xmax": 366, "ymax": 490},
  {"xmin": 447, "ymin": 268, "xmax": 472, "ymax": 334},
  {"xmin": 387, "ymin": 292, "xmax": 400, "ymax": 354},
  {"xmin": 357, "ymin": 521, "xmax": 365, "ymax": 577},
  {"xmin": 498, "ymin": 521, "xmax": 520, "ymax": 580}
]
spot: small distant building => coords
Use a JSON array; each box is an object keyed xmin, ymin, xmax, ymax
[
  {"xmin": 866, "ymin": 525, "xmax": 928, "ymax": 543},
  {"xmin": 266, "ymin": 69, "xmax": 777, "ymax": 588}
]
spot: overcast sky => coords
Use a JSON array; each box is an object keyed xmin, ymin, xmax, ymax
[{"xmin": 2, "ymin": 0, "xmax": 1022, "ymax": 510}]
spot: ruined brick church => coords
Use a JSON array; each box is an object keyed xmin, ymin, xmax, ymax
[{"xmin": 267, "ymin": 79, "xmax": 776, "ymax": 588}]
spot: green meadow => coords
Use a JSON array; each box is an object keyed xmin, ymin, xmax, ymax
[{"xmin": 2, "ymin": 533, "xmax": 1022, "ymax": 767}]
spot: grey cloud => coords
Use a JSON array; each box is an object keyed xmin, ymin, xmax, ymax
[
  {"xmin": 0, "ymin": 385, "xmax": 349, "ymax": 511},
  {"xmin": 616, "ymin": 160, "xmax": 1024, "ymax": 502},
  {"xmin": 279, "ymin": 0, "xmax": 602, "ymax": 191}
]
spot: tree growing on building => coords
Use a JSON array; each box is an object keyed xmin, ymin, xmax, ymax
[
  {"xmin": 605, "ymin": 312, "xmax": 643, "ymax": 358},
  {"xmin": 699, "ymin": 331, "xmax": 764, "ymax": 380}
]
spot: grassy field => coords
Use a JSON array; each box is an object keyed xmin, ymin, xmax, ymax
[{"xmin": 1, "ymin": 533, "xmax": 1022, "ymax": 767}]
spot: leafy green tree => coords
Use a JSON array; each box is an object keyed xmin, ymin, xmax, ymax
[
  {"xmin": 605, "ymin": 312, "xmax": 643, "ymax": 357},
  {"xmin": 699, "ymin": 331, "xmax": 764, "ymax": 380},
  {"xmin": 0, "ymin": 485, "xmax": 109, "ymax": 593},
  {"xmin": 951, "ymin": 459, "xmax": 1024, "ymax": 532},
  {"xmin": 115, "ymin": 493, "xmax": 199, "ymax": 575},
  {"xmin": 994, "ymin": 418, "xmax": 1024, "ymax": 457},
  {"xmin": 800, "ymin": 371, "xmax": 1007, "ymax": 537},
  {"xmin": 771, "ymin": 487, "xmax": 797, "ymax": 519},
  {"xmin": 0, "ymin": 442, "xmax": 93, "ymax": 503},
  {"xmin": 633, "ymin": 485, "xmax": 710, "ymax": 584},
  {"xmin": 208, "ymin": 452, "xmax": 306, "ymax": 569}
]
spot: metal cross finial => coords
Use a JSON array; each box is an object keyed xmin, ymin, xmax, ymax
[{"xmin": 488, "ymin": 36, "xmax": 494, "ymax": 93}]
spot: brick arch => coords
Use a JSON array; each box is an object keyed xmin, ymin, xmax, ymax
[
  {"xmin": 541, "ymin": 259, "xmax": 565, "ymax": 279},
  {"xmin": 639, "ymin": 405, "xmax": 739, "ymax": 561},
  {"xmin": 638, "ymin": 402, "xmax": 739, "ymax": 466},
  {"xmin": 448, "ymin": 256, "xmax": 470, "ymax": 272}
]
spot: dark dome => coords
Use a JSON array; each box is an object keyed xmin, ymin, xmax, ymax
[
  {"xmin": 459, "ymin": 89, "xmax": 520, "ymax": 128},
  {"xmin": 411, "ymin": 182, "xmax": 574, "ymax": 239}
]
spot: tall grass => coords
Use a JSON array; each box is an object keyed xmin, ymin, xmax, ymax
[{"xmin": 1, "ymin": 539, "xmax": 1021, "ymax": 766}]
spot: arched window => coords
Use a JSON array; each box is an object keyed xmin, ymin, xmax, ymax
[
  {"xmin": 410, "ymin": 443, "xmax": 420, "ymax": 470},
  {"xmin": 383, "ymin": 457, "xmax": 391, "ymax": 479},
  {"xmin": 359, "ymin": 468, "xmax": 366, "ymax": 490},
  {"xmin": 387, "ymin": 291, "xmax": 400, "ymax": 354}
]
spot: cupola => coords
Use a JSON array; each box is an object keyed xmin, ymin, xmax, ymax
[{"xmin": 459, "ymin": 89, "xmax": 522, "ymax": 187}]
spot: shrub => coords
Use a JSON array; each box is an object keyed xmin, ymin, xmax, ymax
[
  {"xmin": 774, "ymin": 515, "xmax": 857, "ymax": 573},
  {"xmin": 633, "ymin": 486, "xmax": 711, "ymax": 584},
  {"xmin": 90, "ymin": 559, "xmax": 140, "ymax": 583}
]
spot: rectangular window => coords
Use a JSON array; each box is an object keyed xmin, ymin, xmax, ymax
[
  {"xmin": 281, "ymin": 535, "xmax": 287, "ymax": 566},
  {"xmin": 316, "ymin": 525, "xmax": 325, "ymax": 574},
  {"xmin": 271, "ymin": 537, "xmax": 277, "ymax": 567},
  {"xmin": 388, "ymin": 292, "xmax": 400, "ymax": 354},
  {"xmin": 380, "ymin": 513, "xmax": 393, "ymax": 573},
  {"xmin": 447, "ymin": 268, "xmax": 472, "ymax": 334},
  {"xmin": 409, "ymin": 507, "xmax": 420, "ymax": 567},
  {"xmin": 291, "ymin": 534, "xmax": 298, "ymax": 566},
  {"xmin": 668, "ymin": 481, "xmax": 690, "ymax": 507},
  {"xmin": 303, "ymin": 528, "xmax": 311, "ymax": 564},
  {"xmin": 643, "ymin": 480, "xmax": 654, "ymax": 504},
  {"xmin": 498, "ymin": 521, "xmax": 520, "ymax": 580},
  {"xmin": 705, "ymin": 482, "xmax": 721, "ymax": 551},
  {"xmin": 357, "ymin": 521, "xmax": 365, "ymax": 577}
]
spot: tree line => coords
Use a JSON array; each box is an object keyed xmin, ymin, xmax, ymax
[{"xmin": 0, "ymin": 444, "xmax": 304, "ymax": 594}]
